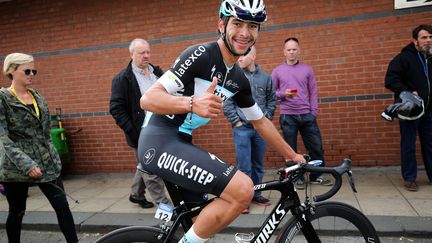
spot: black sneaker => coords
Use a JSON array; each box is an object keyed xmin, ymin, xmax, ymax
[
  {"xmin": 129, "ymin": 195, "xmax": 154, "ymax": 208},
  {"xmin": 139, "ymin": 199, "xmax": 154, "ymax": 208},
  {"xmin": 252, "ymin": 196, "xmax": 272, "ymax": 206},
  {"xmin": 129, "ymin": 195, "xmax": 141, "ymax": 204}
]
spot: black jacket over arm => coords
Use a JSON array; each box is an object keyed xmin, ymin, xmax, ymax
[{"xmin": 109, "ymin": 61, "xmax": 163, "ymax": 148}]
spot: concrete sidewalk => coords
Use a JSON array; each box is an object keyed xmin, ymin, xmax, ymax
[{"xmin": 1, "ymin": 166, "xmax": 432, "ymax": 239}]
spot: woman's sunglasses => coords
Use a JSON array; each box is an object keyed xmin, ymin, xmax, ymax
[{"xmin": 22, "ymin": 69, "xmax": 38, "ymax": 76}]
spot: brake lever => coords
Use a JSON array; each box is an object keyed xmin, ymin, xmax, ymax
[{"xmin": 346, "ymin": 170, "xmax": 357, "ymax": 193}]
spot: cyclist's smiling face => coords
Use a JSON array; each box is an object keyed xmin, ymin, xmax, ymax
[{"xmin": 223, "ymin": 18, "xmax": 259, "ymax": 55}]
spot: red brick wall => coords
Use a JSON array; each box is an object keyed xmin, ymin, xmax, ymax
[{"xmin": 1, "ymin": 0, "xmax": 431, "ymax": 173}]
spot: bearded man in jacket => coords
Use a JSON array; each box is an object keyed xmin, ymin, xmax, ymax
[{"xmin": 385, "ymin": 24, "xmax": 432, "ymax": 191}]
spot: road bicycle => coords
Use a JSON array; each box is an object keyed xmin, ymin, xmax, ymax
[{"xmin": 95, "ymin": 158, "xmax": 380, "ymax": 242}]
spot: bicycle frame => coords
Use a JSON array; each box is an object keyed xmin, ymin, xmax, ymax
[
  {"xmin": 161, "ymin": 160, "xmax": 354, "ymax": 243},
  {"xmin": 162, "ymin": 174, "xmax": 317, "ymax": 242}
]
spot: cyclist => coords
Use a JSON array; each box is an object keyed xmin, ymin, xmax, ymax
[{"xmin": 137, "ymin": 0, "xmax": 305, "ymax": 242}]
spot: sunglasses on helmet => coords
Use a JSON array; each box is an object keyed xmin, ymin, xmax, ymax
[{"xmin": 234, "ymin": 7, "xmax": 267, "ymax": 23}]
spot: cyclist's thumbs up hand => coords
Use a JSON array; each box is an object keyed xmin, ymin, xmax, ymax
[
  {"xmin": 193, "ymin": 77, "xmax": 222, "ymax": 119},
  {"xmin": 207, "ymin": 77, "xmax": 218, "ymax": 93}
]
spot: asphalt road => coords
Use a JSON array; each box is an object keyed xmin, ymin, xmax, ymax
[{"xmin": 0, "ymin": 230, "xmax": 430, "ymax": 243}]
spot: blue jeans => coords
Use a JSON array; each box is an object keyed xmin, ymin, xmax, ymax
[
  {"xmin": 233, "ymin": 124, "xmax": 266, "ymax": 197},
  {"xmin": 279, "ymin": 113, "xmax": 325, "ymax": 181},
  {"xmin": 399, "ymin": 110, "xmax": 432, "ymax": 182}
]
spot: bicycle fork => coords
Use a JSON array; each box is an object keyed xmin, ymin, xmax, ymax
[{"xmin": 292, "ymin": 204, "xmax": 321, "ymax": 243}]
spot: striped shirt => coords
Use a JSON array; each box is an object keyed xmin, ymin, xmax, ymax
[{"xmin": 132, "ymin": 63, "xmax": 158, "ymax": 95}]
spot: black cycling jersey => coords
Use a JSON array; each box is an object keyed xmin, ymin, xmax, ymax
[
  {"xmin": 138, "ymin": 41, "xmax": 263, "ymax": 199},
  {"xmin": 143, "ymin": 42, "xmax": 263, "ymax": 135}
]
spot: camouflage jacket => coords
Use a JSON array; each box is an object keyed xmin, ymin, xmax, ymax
[{"xmin": 0, "ymin": 87, "xmax": 61, "ymax": 182}]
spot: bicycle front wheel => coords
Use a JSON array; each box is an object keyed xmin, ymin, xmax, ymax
[
  {"xmin": 95, "ymin": 225, "xmax": 179, "ymax": 243},
  {"xmin": 277, "ymin": 201, "xmax": 380, "ymax": 243}
]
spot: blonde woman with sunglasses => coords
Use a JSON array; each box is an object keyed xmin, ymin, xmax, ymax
[{"xmin": 0, "ymin": 53, "xmax": 78, "ymax": 243}]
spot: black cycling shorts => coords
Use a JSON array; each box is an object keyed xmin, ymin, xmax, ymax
[{"xmin": 137, "ymin": 125, "xmax": 237, "ymax": 201}]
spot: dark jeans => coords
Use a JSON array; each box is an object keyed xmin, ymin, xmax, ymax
[
  {"xmin": 233, "ymin": 124, "xmax": 266, "ymax": 197},
  {"xmin": 279, "ymin": 113, "xmax": 325, "ymax": 181},
  {"xmin": 3, "ymin": 179, "xmax": 78, "ymax": 243},
  {"xmin": 399, "ymin": 110, "xmax": 432, "ymax": 182}
]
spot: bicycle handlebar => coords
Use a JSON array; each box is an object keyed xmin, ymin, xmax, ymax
[
  {"xmin": 307, "ymin": 158, "xmax": 352, "ymax": 202},
  {"xmin": 279, "ymin": 158, "xmax": 353, "ymax": 202}
]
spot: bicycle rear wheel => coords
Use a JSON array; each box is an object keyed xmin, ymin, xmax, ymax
[
  {"xmin": 277, "ymin": 201, "xmax": 380, "ymax": 243},
  {"xmin": 95, "ymin": 226, "xmax": 179, "ymax": 243}
]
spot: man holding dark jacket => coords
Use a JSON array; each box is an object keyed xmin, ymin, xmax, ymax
[
  {"xmin": 110, "ymin": 38, "xmax": 169, "ymax": 207},
  {"xmin": 385, "ymin": 24, "xmax": 432, "ymax": 191}
]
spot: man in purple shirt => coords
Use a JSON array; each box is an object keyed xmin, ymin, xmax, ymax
[{"xmin": 271, "ymin": 37, "xmax": 332, "ymax": 189}]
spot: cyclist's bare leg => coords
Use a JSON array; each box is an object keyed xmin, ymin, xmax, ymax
[{"xmin": 192, "ymin": 171, "xmax": 254, "ymax": 238}]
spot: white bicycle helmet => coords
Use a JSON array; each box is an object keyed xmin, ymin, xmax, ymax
[
  {"xmin": 381, "ymin": 91, "xmax": 425, "ymax": 121},
  {"xmin": 219, "ymin": 0, "xmax": 267, "ymax": 24}
]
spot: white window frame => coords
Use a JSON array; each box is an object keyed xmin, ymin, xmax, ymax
[{"xmin": 395, "ymin": 0, "xmax": 432, "ymax": 9}]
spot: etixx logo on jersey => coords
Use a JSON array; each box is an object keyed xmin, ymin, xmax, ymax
[{"xmin": 142, "ymin": 148, "xmax": 156, "ymax": 165}]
